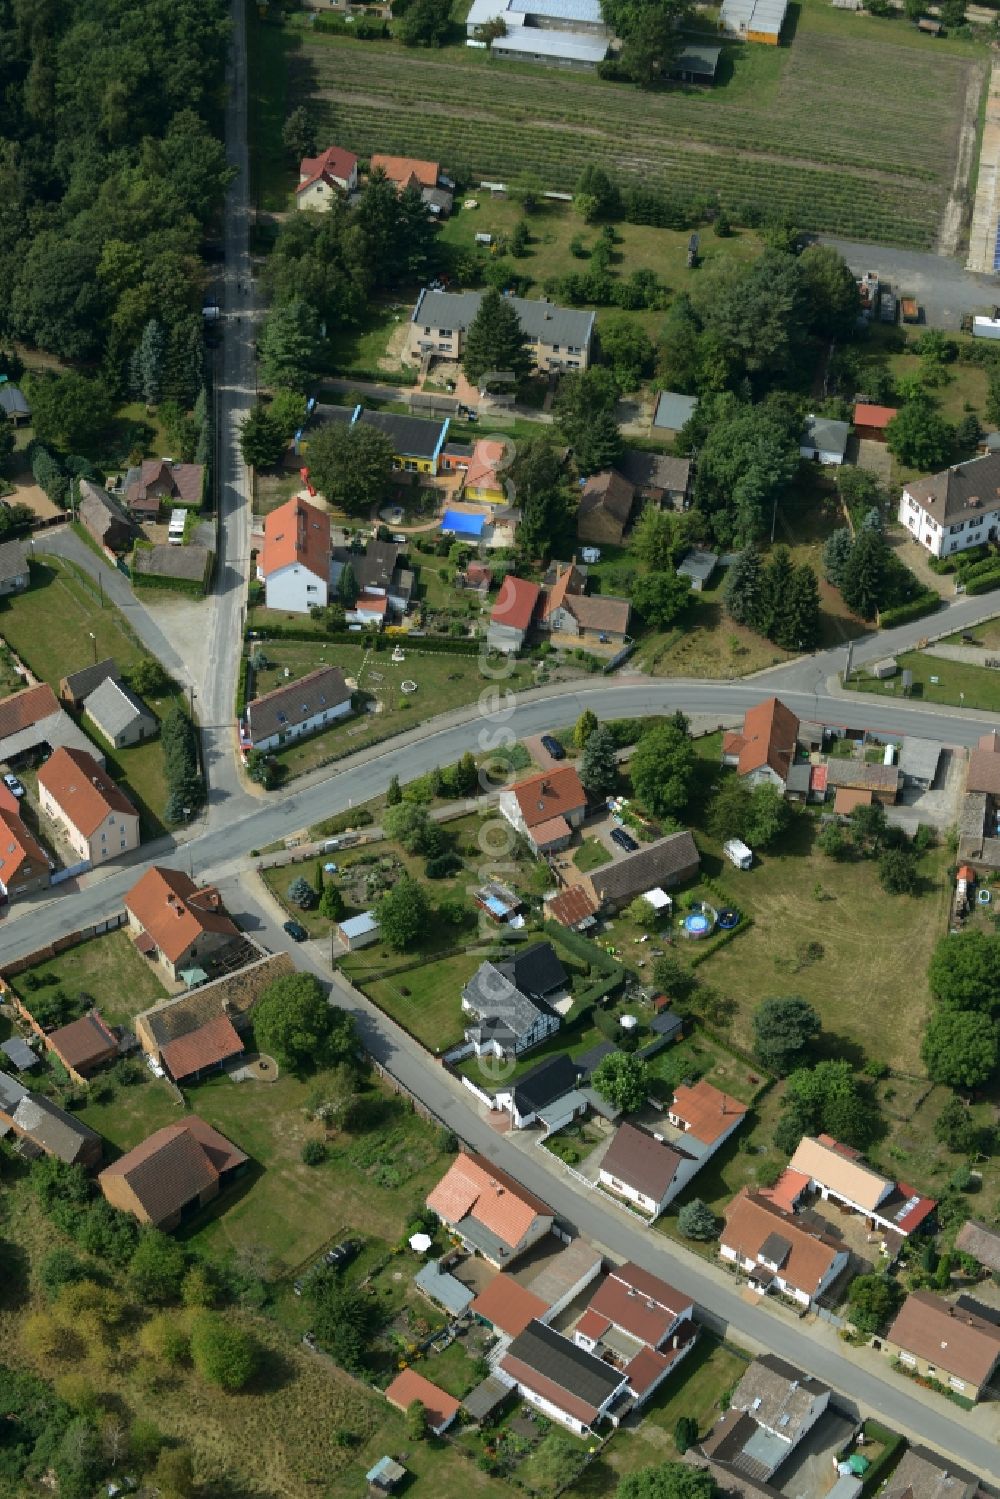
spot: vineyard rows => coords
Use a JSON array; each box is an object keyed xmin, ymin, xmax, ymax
[{"xmin": 295, "ymin": 25, "xmax": 977, "ymax": 246}]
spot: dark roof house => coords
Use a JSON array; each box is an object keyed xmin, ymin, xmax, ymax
[
  {"xmin": 245, "ymin": 665, "xmax": 352, "ymax": 749},
  {"xmin": 496, "ymin": 941, "xmax": 568, "ymax": 1000},
  {"xmin": 587, "ymin": 830, "xmax": 700, "ymax": 911},
  {"xmin": 577, "ymin": 471, "xmax": 636, "ymax": 546},
  {"xmin": 78, "ymin": 480, "xmax": 137, "ymax": 553},
  {"xmin": 59, "ymin": 658, "xmax": 121, "ymax": 710},
  {"xmin": 500, "ymin": 1320, "xmax": 628, "ymax": 1430},
  {"xmin": 98, "ymin": 1116, "xmax": 247, "ymax": 1228}
]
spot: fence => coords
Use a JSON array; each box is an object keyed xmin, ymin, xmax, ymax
[
  {"xmin": 51, "ymin": 858, "xmax": 92, "ymax": 886},
  {"xmin": 1, "ymin": 984, "xmax": 92, "ymax": 1088},
  {"xmin": 0, "ymin": 910, "xmax": 127, "ymax": 978},
  {"xmin": 369, "ymin": 1055, "xmax": 472, "ymax": 1143}
]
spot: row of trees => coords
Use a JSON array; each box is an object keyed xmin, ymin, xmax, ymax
[
  {"xmin": 922, "ymin": 931, "xmax": 1000, "ymax": 1089},
  {"xmin": 725, "ymin": 543, "xmax": 820, "ymax": 650}
]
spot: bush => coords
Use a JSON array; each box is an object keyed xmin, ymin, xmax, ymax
[
  {"xmin": 425, "ymin": 853, "xmax": 463, "ymax": 879},
  {"xmin": 301, "ymin": 1139, "xmax": 327, "ymax": 1166},
  {"xmin": 964, "ymin": 568, "xmax": 1000, "ymax": 597},
  {"xmin": 677, "ymin": 1198, "xmax": 717, "ymax": 1241},
  {"xmin": 878, "ymin": 592, "xmax": 941, "ymax": 628},
  {"xmin": 189, "ymin": 1313, "xmax": 259, "ymax": 1391}
]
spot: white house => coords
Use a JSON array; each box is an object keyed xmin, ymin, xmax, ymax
[
  {"xmin": 258, "ymin": 495, "xmax": 331, "ymax": 613},
  {"xmin": 494, "ymin": 1053, "xmax": 586, "ymax": 1130},
  {"xmin": 497, "ymin": 765, "xmax": 587, "ymax": 854},
  {"xmin": 243, "ymin": 666, "xmax": 352, "ymax": 753},
  {"xmin": 499, "ymin": 1321, "xmax": 632, "ymax": 1435},
  {"xmin": 800, "ymin": 414, "xmax": 849, "ymax": 466},
  {"xmin": 426, "ymin": 1151, "xmax": 554, "ymax": 1266},
  {"xmin": 898, "ymin": 452, "xmax": 1000, "ymax": 559},
  {"xmin": 598, "ymin": 1083, "xmax": 747, "ymax": 1218},
  {"xmin": 461, "ymin": 958, "xmax": 561, "ymax": 1058},
  {"xmin": 721, "ymin": 1189, "xmax": 849, "ymax": 1308}
]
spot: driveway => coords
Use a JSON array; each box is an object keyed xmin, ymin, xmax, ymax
[{"xmin": 819, "ymin": 236, "xmax": 998, "ymax": 331}]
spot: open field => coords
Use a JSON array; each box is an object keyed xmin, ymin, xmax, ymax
[
  {"xmin": 849, "ymin": 648, "xmax": 1000, "ymax": 712},
  {"xmin": 247, "ymin": 638, "xmax": 535, "ymax": 778},
  {"xmin": 700, "ymin": 814, "xmax": 951, "ymax": 1076},
  {"xmin": 10, "ymin": 928, "xmax": 169, "ymax": 1031},
  {"xmin": 271, "ymin": 0, "xmax": 985, "ymax": 247}
]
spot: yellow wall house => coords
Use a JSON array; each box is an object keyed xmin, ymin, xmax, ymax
[{"xmin": 719, "ymin": 0, "xmax": 786, "ymax": 42}]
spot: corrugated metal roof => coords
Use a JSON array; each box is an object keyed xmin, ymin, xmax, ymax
[{"xmin": 493, "ymin": 28, "xmax": 609, "ymax": 61}]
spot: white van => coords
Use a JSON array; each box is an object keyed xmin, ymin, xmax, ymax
[
  {"xmin": 724, "ymin": 838, "xmax": 753, "ymax": 871},
  {"xmin": 167, "ymin": 508, "xmax": 186, "ymax": 545}
]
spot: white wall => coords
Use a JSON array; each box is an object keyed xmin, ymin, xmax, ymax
[
  {"xmin": 265, "ymin": 563, "xmax": 328, "ymax": 613},
  {"xmin": 251, "ymin": 698, "xmax": 351, "ymax": 752}
]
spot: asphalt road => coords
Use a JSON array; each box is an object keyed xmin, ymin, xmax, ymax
[
  {"xmin": 4, "ymin": 674, "xmax": 999, "ymax": 956},
  {"xmin": 219, "ymin": 879, "xmax": 1000, "ymax": 1482}
]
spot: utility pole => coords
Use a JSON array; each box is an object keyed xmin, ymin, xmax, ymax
[{"xmin": 844, "ymin": 640, "xmax": 854, "ymax": 685}]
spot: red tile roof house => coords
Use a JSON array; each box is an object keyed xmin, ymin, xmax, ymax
[
  {"xmin": 98, "ymin": 1116, "xmax": 248, "ymax": 1230},
  {"xmin": 370, "ymin": 154, "xmax": 439, "ymax": 194},
  {"xmin": 257, "ymin": 495, "xmax": 331, "ymax": 613},
  {"xmin": 426, "ymin": 1150, "xmax": 554, "ymax": 1266},
  {"xmin": 125, "ymin": 866, "xmax": 239, "ymax": 983},
  {"xmin": 37, "ymin": 747, "xmax": 140, "ymax": 865},
  {"xmin": 572, "ymin": 1263, "xmax": 696, "ymax": 1406},
  {"xmin": 539, "ymin": 561, "xmax": 631, "ymax": 646},
  {"xmin": 498, "ymin": 765, "xmax": 588, "ymax": 854},
  {"xmin": 883, "ymin": 1290, "xmax": 1000, "ymax": 1402},
  {"xmin": 296, "ymin": 145, "xmax": 359, "ymax": 210},
  {"xmin": 487, "ymin": 575, "xmax": 541, "ymax": 654},
  {"xmin": 0, "ymin": 808, "xmax": 52, "ymax": 902},
  {"xmin": 720, "ymin": 1188, "xmax": 849, "ymax": 1309},
  {"xmin": 384, "ymin": 1368, "xmax": 461, "ymax": 1435},
  {"xmin": 722, "ymin": 696, "xmax": 801, "ymax": 791},
  {"xmin": 779, "ymin": 1134, "xmax": 936, "ymax": 1250}
]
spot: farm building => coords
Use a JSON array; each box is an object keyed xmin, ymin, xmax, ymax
[
  {"xmin": 719, "ymin": 0, "xmax": 787, "ymax": 42},
  {"xmin": 467, "ymin": 0, "xmax": 610, "ymax": 66}
]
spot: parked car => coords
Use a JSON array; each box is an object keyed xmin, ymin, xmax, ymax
[
  {"xmin": 325, "ymin": 1239, "xmax": 360, "ymax": 1268},
  {"xmin": 283, "ymin": 919, "xmax": 309, "ymax": 943},
  {"xmin": 540, "ymin": 735, "xmax": 565, "ymax": 761},
  {"xmin": 2, "ymin": 772, "xmax": 24, "ymax": 798},
  {"xmin": 611, "ymin": 827, "xmax": 639, "ymax": 853}
]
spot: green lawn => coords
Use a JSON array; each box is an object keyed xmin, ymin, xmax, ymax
[
  {"xmin": 574, "ymin": 837, "xmax": 612, "ymax": 873},
  {"xmin": 849, "ymin": 649, "xmax": 1000, "ymax": 713},
  {"xmin": 247, "ymin": 639, "xmax": 534, "ymax": 780},
  {"xmin": 698, "ymin": 813, "xmax": 951, "ymax": 1077},
  {"xmin": 361, "ymin": 950, "xmax": 487, "ymax": 1053},
  {"xmin": 273, "ymin": 0, "xmax": 984, "ymax": 248},
  {"xmin": 11, "ymin": 929, "xmax": 168, "ymax": 1031},
  {"xmin": 259, "ymin": 862, "xmax": 336, "ymax": 939},
  {"xmin": 78, "ymin": 1067, "xmax": 456, "ymax": 1275},
  {"xmin": 326, "ymin": 299, "xmax": 413, "ymax": 377},
  {"xmin": 3, "ymin": 559, "xmax": 146, "ymax": 687}
]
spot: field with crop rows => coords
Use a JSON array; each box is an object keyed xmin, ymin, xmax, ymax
[{"xmin": 287, "ymin": 6, "xmax": 982, "ymax": 248}]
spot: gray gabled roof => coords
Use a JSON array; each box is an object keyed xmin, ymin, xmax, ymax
[
  {"xmin": 462, "ymin": 960, "xmax": 547, "ymax": 1042},
  {"xmin": 504, "ymin": 1320, "xmax": 624, "ymax": 1408},
  {"xmin": 653, "ymin": 391, "xmax": 698, "ymax": 431},
  {"xmin": 0, "ymin": 1070, "xmax": 30, "ymax": 1111},
  {"xmin": 12, "ymin": 1094, "xmax": 100, "ymax": 1164},
  {"xmin": 83, "ymin": 677, "xmax": 155, "ymax": 737},
  {"xmin": 413, "ymin": 288, "xmax": 595, "ymax": 352},
  {"xmin": 0, "ymin": 385, "xmax": 30, "ymax": 419},
  {"xmin": 0, "ymin": 539, "xmax": 29, "ymax": 583},
  {"xmin": 801, "ymin": 414, "xmax": 850, "ymax": 457}
]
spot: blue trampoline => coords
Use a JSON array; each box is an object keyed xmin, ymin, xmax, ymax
[{"xmin": 441, "ymin": 509, "xmax": 486, "ymax": 537}]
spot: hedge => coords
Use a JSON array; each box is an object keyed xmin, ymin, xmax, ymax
[
  {"xmin": 235, "ymin": 657, "xmax": 251, "ymax": 719},
  {"xmin": 963, "ymin": 568, "xmax": 1000, "ymax": 596},
  {"xmin": 247, "ymin": 622, "xmax": 481, "ymax": 655},
  {"xmin": 877, "ymin": 592, "xmax": 941, "ymax": 628},
  {"xmin": 319, "ymin": 363, "xmax": 417, "ymax": 386}
]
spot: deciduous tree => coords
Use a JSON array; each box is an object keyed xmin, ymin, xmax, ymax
[
  {"xmin": 190, "ymin": 1314, "xmax": 259, "ymax": 1391},
  {"xmin": 307, "ymin": 422, "xmax": 396, "ymax": 518},
  {"xmin": 752, "ymin": 995, "xmax": 820, "ymax": 1075},
  {"xmin": 923, "ymin": 1009, "xmax": 999, "ymax": 1089},
  {"xmin": 376, "ymin": 876, "xmax": 430, "ymax": 952},
  {"xmin": 629, "ymin": 716, "xmax": 694, "ymax": 819},
  {"xmin": 631, "ymin": 570, "xmax": 691, "ymax": 629},
  {"xmin": 591, "ymin": 1052, "xmax": 649, "ymax": 1112},
  {"xmin": 254, "ymin": 973, "xmax": 357, "ymax": 1074}
]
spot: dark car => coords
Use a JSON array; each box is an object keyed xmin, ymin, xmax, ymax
[
  {"xmin": 611, "ymin": 827, "xmax": 639, "ymax": 853},
  {"xmin": 283, "ymin": 919, "xmax": 309, "ymax": 943},
  {"xmin": 325, "ymin": 1239, "xmax": 360, "ymax": 1268},
  {"xmin": 540, "ymin": 735, "xmax": 565, "ymax": 761}
]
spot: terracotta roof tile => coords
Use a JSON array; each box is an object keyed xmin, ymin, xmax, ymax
[
  {"xmin": 0, "ymin": 683, "xmax": 60, "ymax": 741},
  {"xmin": 262, "ymin": 495, "xmax": 331, "ymax": 580},
  {"xmin": 385, "ymin": 1369, "xmax": 460, "ymax": 1429},
  {"xmin": 46, "ymin": 1012, "xmax": 117, "ymax": 1070},
  {"xmin": 426, "ymin": 1151, "xmax": 552, "ymax": 1250},
  {"xmin": 729, "ymin": 697, "xmax": 799, "ymax": 780},
  {"xmin": 584, "ymin": 1264, "xmax": 691, "ymax": 1347},
  {"xmin": 98, "ymin": 1116, "xmax": 246, "ymax": 1225},
  {"xmin": 38, "ymin": 747, "xmax": 138, "ymax": 838},
  {"xmin": 471, "ymin": 1275, "xmax": 549, "ymax": 1336},
  {"xmin": 297, "ymin": 145, "xmax": 357, "ymax": 192},
  {"xmin": 722, "ymin": 1189, "xmax": 841, "ymax": 1298},
  {"xmin": 670, "ymin": 1078, "xmax": 747, "ymax": 1147},
  {"xmin": 160, "ymin": 1014, "xmax": 244, "ymax": 1082},
  {"xmin": 125, "ymin": 866, "xmax": 238, "ymax": 965},
  {"xmin": 370, "ymin": 154, "xmax": 439, "ymax": 190},
  {"xmin": 0, "ymin": 809, "xmax": 49, "ymax": 890},
  {"xmin": 512, "ymin": 766, "xmax": 586, "ymax": 828},
  {"xmin": 491, "ymin": 576, "xmax": 540, "ymax": 632}
]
